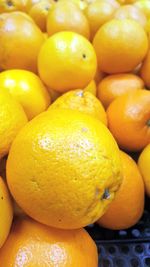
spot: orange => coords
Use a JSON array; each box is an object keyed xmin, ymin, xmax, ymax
[
  {"xmin": 85, "ymin": 1, "xmax": 116, "ymax": 39},
  {"xmin": 0, "ymin": 11, "xmax": 44, "ymax": 73},
  {"xmin": 84, "ymin": 79, "xmax": 97, "ymax": 95},
  {"xmin": 0, "ymin": 90, "xmax": 27, "ymax": 158},
  {"xmin": 113, "ymin": 4, "xmax": 147, "ymax": 29},
  {"xmin": 49, "ymin": 89, "xmax": 107, "ymax": 125},
  {"xmin": 134, "ymin": 0, "xmax": 150, "ymax": 19},
  {"xmin": 0, "ymin": 0, "xmax": 29, "ymax": 13},
  {"xmin": 7, "ymin": 109, "xmax": 122, "ymax": 229},
  {"xmin": 138, "ymin": 144, "xmax": 150, "ymax": 196},
  {"xmin": 29, "ymin": 0, "xmax": 54, "ymax": 32},
  {"xmin": 38, "ymin": 31, "xmax": 97, "ymax": 93},
  {"xmin": 0, "ymin": 176, "xmax": 13, "ymax": 248},
  {"xmin": 46, "ymin": 1, "xmax": 90, "ymax": 39},
  {"xmin": 0, "ymin": 69, "xmax": 51, "ymax": 120},
  {"xmin": 0, "ymin": 217, "xmax": 98, "ymax": 267},
  {"xmin": 97, "ymin": 73, "xmax": 144, "ymax": 109},
  {"xmin": 93, "ymin": 19, "xmax": 148, "ymax": 74},
  {"xmin": 98, "ymin": 150, "xmax": 144, "ymax": 230},
  {"xmin": 107, "ymin": 89, "xmax": 150, "ymax": 151},
  {"xmin": 140, "ymin": 50, "xmax": 150, "ymax": 88}
]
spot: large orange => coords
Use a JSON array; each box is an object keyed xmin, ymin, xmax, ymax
[
  {"xmin": 7, "ymin": 109, "xmax": 122, "ymax": 229},
  {"xmin": 98, "ymin": 150, "xmax": 144, "ymax": 230},
  {"xmin": 0, "ymin": 11, "xmax": 44, "ymax": 73},
  {"xmin": 28, "ymin": 0, "xmax": 54, "ymax": 32},
  {"xmin": 93, "ymin": 19, "xmax": 148, "ymax": 74},
  {"xmin": 138, "ymin": 144, "xmax": 150, "ymax": 197},
  {"xmin": 113, "ymin": 4, "xmax": 147, "ymax": 29},
  {"xmin": 107, "ymin": 89, "xmax": 150, "ymax": 151},
  {"xmin": 0, "ymin": 217, "xmax": 98, "ymax": 267},
  {"xmin": 85, "ymin": 0, "xmax": 116, "ymax": 39},
  {"xmin": 49, "ymin": 89, "xmax": 107, "ymax": 125},
  {"xmin": 0, "ymin": 69, "xmax": 51, "ymax": 120},
  {"xmin": 46, "ymin": 1, "xmax": 90, "ymax": 39},
  {"xmin": 140, "ymin": 50, "xmax": 150, "ymax": 88},
  {"xmin": 97, "ymin": 73, "xmax": 144, "ymax": 109},
  {"xmin": 38, "ymin": 31, "xmax": 97, "ymax": 92}
]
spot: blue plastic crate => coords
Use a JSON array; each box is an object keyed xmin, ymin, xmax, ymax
[{"xmin": 86, "ymin": 199, "xmax": 150, "ymax": 267}]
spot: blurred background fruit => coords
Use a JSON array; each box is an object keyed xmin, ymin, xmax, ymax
[
  {"xmin": 97, "ymin": 73, "xmax": 144, "ymax": 109},
  {"xmin": 107, "ymin": 90, "xmax": 150, "ymax": 151},
  {"xmin": 47, "ymin": 1, "xmax": 90, "ymax": 39},
  {"xmin": 0, "ymin": 90, "xmax": 27, "ymax": 159},
  {"xmin": 93, "ymin": 19, "xmax": 148, "ymax": 73},
  {"xmin": 0, "ymin": 11, "xmax": 44, "ymax": 73},
  {"xmin": 85, "ymin": 0, "xmax": 116, "ymax": 40},
  {"xmin": 113, "ymin": 4, "xmax": 147, "ymax": 29},
  {"xmin": 28, "ymin": 0, "xmax": 54, "ymax": 32},
  {"xmin": 0, "ymin": 69, "xmax": 51, "ymax": 120}
]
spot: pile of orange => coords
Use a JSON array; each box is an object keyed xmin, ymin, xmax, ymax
[{"xmin": 0, "ymin": 0, "xmax": 150, "ymax": 266}]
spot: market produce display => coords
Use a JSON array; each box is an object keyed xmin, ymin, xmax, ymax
[{"xmin": 0, "ymin": 0, "xmax": 150, "ymax": 266}]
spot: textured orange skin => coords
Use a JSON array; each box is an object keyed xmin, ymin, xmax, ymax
[
  {"xmin": 47, "ymin": 1, "xmax": 90, "ymax": 39},
  {"xmin": 93, "ymin": 19, "xmax": 148, "ymax": 74},
  {"xmin": 138, "ymin": 144, "xmax": 150, "ymax": 197},
  {"xmin": 38, "ymin": 31, "xmax": 97, "ymax": 92},
  {"xmin": 85, "ymin": 1, "xmax": 116, "ymax": 40},
  {"xmin": 98, "ymin": 150, "xmax": 144, "ymax": 230},
  {"xmin": 113, "ymin": 4, "xmax": 147, "ymax": 29},
  {"xmin": 49, "ymin": 89, "xmax": 107, "ymax": 125},
  {"xmin": 0, "ymin": 217, "xmax": 98, "ymax": 267},
  {"xmin": 0, "ymin": 12, "xmax": 44, "ymax": 73},
  {"xmin": 97, "ymin": 73, "xmax": 144, "ymax": 109},
  {"xmin": 7, "ymin": 109, "xmax": 122, "ymax": 229},
  {"xmin": 107, "ymin": 90, "xmax": 150, "ymax": 151}
]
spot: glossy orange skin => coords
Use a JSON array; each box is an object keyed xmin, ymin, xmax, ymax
[
  {"xmin": 0, "ymin": 217, "xmax": 98, "ymax": 267},
  {"xmin": 140, "ymin": 50, "xmax": 150, "ymax": 88},
  {"xmin": 97, "ymin": 73, "xmax": 144, "ymax": 109},
  {"xmin": 98, "ymin": 150, "xmax": 144, "ymax": 230},
  {"xmin": 0, "ymin": 12, "xmax": 44, "ymax": 73},
  {"xmin": 107, "ymin": 90, "xmax": 150, "ymax": 151},
  {"xmin": 47, "ymin": 1, "xmax": 90, "ymax": 39}
]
